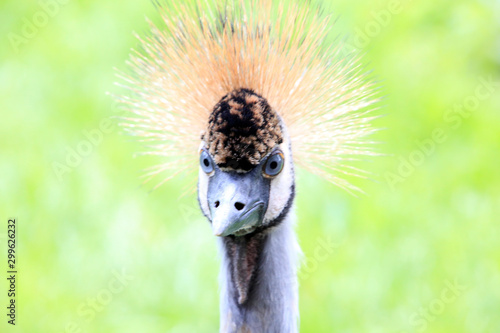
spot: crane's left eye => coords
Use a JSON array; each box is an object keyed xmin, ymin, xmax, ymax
[
  {"xmin": 263, "ymin": 151, "xmax": 284, "ymax": 177},
  {"xmin": 200, "ymin": 150, "xmax": 214, "ymax": 174}
]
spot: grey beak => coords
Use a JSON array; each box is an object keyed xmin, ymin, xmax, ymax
[
  {"xmin": 211, "ymin": 200, "xmax": 265, "ymax": 237},
  {"xmin": 208, "ymin": 168, "xmax": 270, "ymax": 237}
]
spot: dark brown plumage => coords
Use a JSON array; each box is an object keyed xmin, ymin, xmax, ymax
[{"xmin": 203, "ymin": 89, "xmax": 283, "ymax": 171}]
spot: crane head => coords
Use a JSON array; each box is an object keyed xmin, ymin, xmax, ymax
[{"xmin": 197, "ymin": 89, "xmax": 295, "ymax": 237}]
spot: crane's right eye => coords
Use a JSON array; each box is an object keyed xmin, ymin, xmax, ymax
[{"xmin": 200, "ymin": 150, "xmax": 214, "ymax": 174}]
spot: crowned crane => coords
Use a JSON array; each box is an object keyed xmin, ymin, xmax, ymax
[{"xmin": 117, "ymin": 1, "xmax": 378, "ymax": 332}]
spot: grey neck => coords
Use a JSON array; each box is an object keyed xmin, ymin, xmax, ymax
[{"xmin": 218, "ymin": 210, "xmax": 300, "ymax": 333}]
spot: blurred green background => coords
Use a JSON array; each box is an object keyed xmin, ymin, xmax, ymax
[{"xmin": 1, "ymin": 0, "xmax": 499, "ymax": 332}]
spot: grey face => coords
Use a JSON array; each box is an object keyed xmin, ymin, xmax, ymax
[{"xmin": 199, "ymin": 149, "xmax": 285, "ymax": 236}]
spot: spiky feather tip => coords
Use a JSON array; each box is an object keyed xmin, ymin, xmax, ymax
[{"xmin": 115, "ymin": 0, "xmax": 379, "ymax": 193}]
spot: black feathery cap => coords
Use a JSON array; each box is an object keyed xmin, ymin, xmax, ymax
[{"xmin": 203, "ymin": 89, "xmax": 283, "ymax": 171}]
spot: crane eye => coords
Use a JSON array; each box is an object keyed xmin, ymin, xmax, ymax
[
  {"xmin": 263, "ymin": 151, "xmax": 284, "ymax": 177},
  {"xmin": 200, "ymin": 150, "xmax": 214, "ymax": 174}
]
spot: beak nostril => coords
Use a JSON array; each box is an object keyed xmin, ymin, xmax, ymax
[
  {"xmin": 234, "ymin": 202, "xmax": 245, "ymax": 211},
  {"xmin": 214, "ymin": 201, "xmax": 220, "ymax": 208}
]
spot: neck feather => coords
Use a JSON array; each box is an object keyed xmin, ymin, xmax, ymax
[{"xmin": 218, "ymin": 209, "xmax": 300, "ymax": 333}]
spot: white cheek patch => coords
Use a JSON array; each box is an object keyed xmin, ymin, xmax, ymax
[
  {"xmin": 263, "ymin": 132, "xmax": 294, "ymax": 223},
  {"xmin": 197, "ymin": 142, "xmax": 210, "ymax": 218},
  {"xmin": 198, "ymin": 171, "xmax": 210, "ymax": 217}
]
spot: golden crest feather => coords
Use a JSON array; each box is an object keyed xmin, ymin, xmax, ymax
[{"xmin": 116, "ymin": 0, "xmax": 379, "ymax": 193}]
